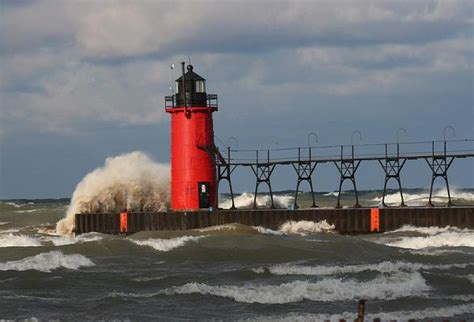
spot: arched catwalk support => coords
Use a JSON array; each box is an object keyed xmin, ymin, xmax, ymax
[
  {"xmin": 378, "ymin": 143, "xmax": 407, "ymax": 207},
  {"xmin": 334, "ymin": 145, "xmax": 361, "ymax": 208},
  {"xmin": 291, "ymin": 147, "xmax": 318, "ymax": 209},
  {"xmin": 425, "ymin": 141, "xmax": 455, "ymax": 207},
  {"xmin": 217, "ymin": 147, "xmax": 237, "ymax": 209},
  {"xmin": 250, "ymin": 150, "xmax": 276, "ymax": 209}
]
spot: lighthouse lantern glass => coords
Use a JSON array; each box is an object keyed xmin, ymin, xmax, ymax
[{"xmin": 196, "ymin": 80, "xmax": 206, "ymax": 93}]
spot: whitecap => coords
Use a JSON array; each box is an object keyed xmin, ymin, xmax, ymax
[
  {"xmin": 166, "ymin": 271, "xmax": 430, "ymax": 304},
  {"xmin": 372, "ymin": 188, "xmax": 474, "ymax": 206},
  {"xmin": 390, "ymin": 225, "xmax": 466, "ymax": 235},
  {"xmin": 15, "ymin": 209, "xmax": 40, "ymax": 213},
  {"xmin": 0, "ymin": 234, "xmax": 42, "ymax": 248},
  {"xmin": 0, "ymin": 251, "xmax": 94, "ymax": 272},
  {"xmin": 252, "ymin": 261, "xmax": 471, "ymax": 276},
  {"xmin": 129, "ymin": 235, "xmax": 205, "ymax": 252},
  {"xmin": 253, "ymin": 226, "xmax": 283, "ymax": 235},
  {"xmin": 384, "ymin": 231, "xmax": 474, "ymax": 249},
  {"xmin": 0, "ymin": 228, "xmax": 21, "ymax": 234},
  {"xmin": 406, "ymin": 248, "xmax": 472, "ymax": 256},
  {"xmin": 3, "ymin": 202, "xmax": 22, "ymax": 208},
  {"xmin": 465, "ymin": 274, "xmax": 474, "ymax": 284},
  {"xmin": 219, "ymin": 192, "xmax": 293, "ymax": 209},
  {"xmin": 197, "ymin": 224, "xmax": 238, "ymax": 232},
  {"xmin": 131, "ymin": 276, "xmax": 167, "ymax": 282},
  {"xmin": 42, "ymin": 233, "xmax": 103, "ymax": 246},
  {"xmin": 376, "ymin": 225, "xmax": 474, "ymax": 249},
  {"xmin": 279, "ymin": 220, "xmax": 335, "ymax": 235}
]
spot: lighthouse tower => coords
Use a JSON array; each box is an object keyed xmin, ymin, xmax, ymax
[{"xmin": 165, "ymin": 63, "xmax": 218, "ymax": 210}]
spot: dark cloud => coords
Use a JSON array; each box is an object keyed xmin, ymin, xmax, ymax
[{"xmin": 0, "ymin": 0, "xmax": 472, "ymax": 197}]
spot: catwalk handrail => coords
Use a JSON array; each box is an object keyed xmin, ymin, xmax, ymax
[
  {"xmin": 227, "ymin": 138, "xmax": 474, "ymax": 153},
  {"xmin": 223, "ymin": 144, "xmax": 474, "ymax": 165},
  {"xmin": 214, "ymin": 138, "xmax": 474, "ymax": 208}
]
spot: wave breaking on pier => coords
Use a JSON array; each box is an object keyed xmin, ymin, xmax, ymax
[{"xmin": 56, "ymin": 152, "xmax": 170, "ymax": 235}]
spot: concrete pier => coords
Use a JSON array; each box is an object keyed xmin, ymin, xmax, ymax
[{"xmin": 75, "ymin": 207, "xmax": 473, "ymax": 235}]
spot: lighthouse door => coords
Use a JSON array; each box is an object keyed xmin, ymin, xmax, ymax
[{"xmin": 198, "ymin": 182, "xmax": 210, "ymax": 208}]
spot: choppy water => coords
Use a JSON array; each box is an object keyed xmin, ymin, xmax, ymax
[{"xmin": 1, "ymin": 190, "xmax": 474, "ymax": 321}]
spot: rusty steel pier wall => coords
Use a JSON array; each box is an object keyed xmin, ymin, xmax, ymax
[{"xmin": 74, "ymin": 207, "xmax": 474, "ymax": 235}]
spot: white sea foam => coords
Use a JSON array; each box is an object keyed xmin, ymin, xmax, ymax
[
  {"xmin": 219, "ymin": 192, "xmax": 293, "ymax": 209},
  {"xmin": 323, "ymin": 191, "xmax": 339, "ymax": 197},
  {"xmin": 0, "ymin": 228, "xmax": 20, "ymax": 234},
  {"xmin": 252, "ymin": 261, "xmax": 471, "ymax": 276},
  {"xmin": 381, "ymin": 226, "xmax": 474, "ymax": 249},
  {"xmin": 4, "ymin": 201, "xmax": 22, "ymax": 208},
  {"xmin": 391, "ymin": 225, "xmax": 466, "ymax": 235},
  {"xmin": 406, "ymin": 248, "xmax": 473, "ymax": 256},
  {"xmin": 131, "ymin": 276, "xmax": 167, "ymax": 282},
  {"xmin": 0, "ymin": 222, "xmax": 9, "ymax": 226},
  {"xmin": 56, "ymin": 152, "xmax": 170, "ymax": 235},
  {"xmin": 0, "ymin": 251, "xmax": 94, "ymax": 272},
  {"xmin": 42, "ymin": 233, "xmax": 103, "ymax": 246},
  {"xmin": 0, "ymin": 234, "xmax": 42, "ymax": 248},
  {"xmin": 36, "ymin": 227, "xmax": 59, "ymax": 235},
  {"xmin": 443, "ymin": 294, "xmax": 474, "ymax": 301},
  {"xmin": 109, "ymin": 291, "xmax": 158, "ymax": 299},
  {"xmin": 253, "ymin": 226, "xmax": 283, "ymax": 235},
  {"xmin": 372, "ymin": 188, "xmax": 474, "ymax": 206},
  {"xmin": 197, "ymin": 224, "xmax": 238, "ymax": 232},
  {"xmin": 279, "ymin": 220, "xmax": 335, "ymax": 235},
  {"xmin": 15, "ymin": 209, "xmax": 40, "ymax": 213},
  {"xmin": 129, "ymin": 235, "xmax": 205, "ymax": 252},
  {"xmin": 166, "ymin": 271, "xmax": 430, "ymax": 304},
  {"xmin": 253, "ymin": 220, "xmax": 335, "ymax": 236}
]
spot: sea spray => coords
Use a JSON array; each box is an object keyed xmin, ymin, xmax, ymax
[
  {"xmin": 56, "ymin": 152, "xmax": 170, "ymax": 235},
  {"xmin": 371, "ymin": 188, "xmax": 474, "ymax": 206},
  {"xmin": 219, "ymin": 192, "xmax": 293, "ymax": 209},
  {"xmin": 279, "ymin": 220, "xmax": 335, "ymax": 235}
]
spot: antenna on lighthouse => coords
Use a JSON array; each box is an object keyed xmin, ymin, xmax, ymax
[
  {"xmin": 170, "ymin": 63, "xmax": 175, "ymax": 93},
  {"xmin": 181, "ymin": 61, "xmax": 186, "ymax": 108}
]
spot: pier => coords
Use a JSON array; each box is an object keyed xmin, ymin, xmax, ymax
[{"xmin": 75, "ymin": 206, "xmax": 473, "ymax": 235}]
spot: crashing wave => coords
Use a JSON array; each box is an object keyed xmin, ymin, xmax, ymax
[{"xmin": 56, "ymin": 152, "xmax": 170, "ymax": 235}]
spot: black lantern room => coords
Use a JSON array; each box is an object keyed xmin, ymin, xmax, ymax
[
  {"xmin": 165, "ymin": 62, "xmax": 218, "ymax": 110},
  {"xmin": 175, "ymin": 64, "xmax": 207, "ymax": 107}
]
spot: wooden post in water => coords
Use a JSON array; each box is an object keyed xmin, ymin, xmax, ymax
[{"xmin": 355, "ymin": 299, "xmax": 365, "ymax": 322}]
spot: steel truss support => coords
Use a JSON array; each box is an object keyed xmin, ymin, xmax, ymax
[
  {"xmin": 334, "ymin": 145, "xmax": 361, "ymax": 208},
  {"xmin": 425, "ymin": 141, "xmax": 455, "ymax": 207},
  {"xmin": 378, "ymin": 144, "xmax": 407, "ymax": 207},
  {"xmin": 217, "ymin": 147, "xmax": 237, "ymax": 209},
  {"xmin": 250, "ymin": 150, "xmax": 277, "ymax": 209},
  {"xmin": 291, "ymin": 147, "xmax": 318, "ymax": 209}
]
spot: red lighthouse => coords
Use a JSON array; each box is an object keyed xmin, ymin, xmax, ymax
[{"xmin": 165, "ymin": 63, "xmax": 218, "ymax": 210}]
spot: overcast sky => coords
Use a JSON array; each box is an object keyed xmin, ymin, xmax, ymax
[{"xmin": 1, "ymin": 0, "xmax": 473, "ymax": 198}]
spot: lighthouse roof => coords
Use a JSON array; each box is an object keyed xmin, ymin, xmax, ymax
[{"xmin": 176, "ymin": 65, "xmax": 205, "ymax": 81}]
